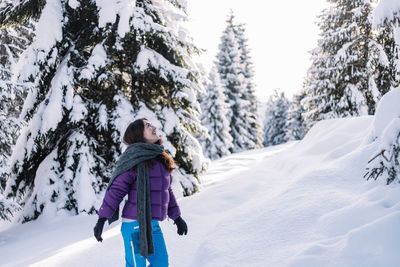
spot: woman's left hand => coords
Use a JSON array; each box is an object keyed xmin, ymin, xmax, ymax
[
  {"xmin": 93, "ymin": 217, "xmax": 107, "ymax": 242},
  {"xmin": 173, "ymin": 216, "xmax": 188, "ymax": 235}
]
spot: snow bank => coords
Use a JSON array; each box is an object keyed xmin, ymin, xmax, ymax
[
  {"xmin": 284, "ymin": 116, "xmax": 400, "ymax": 267},
  {"xmin": 371, "ymin": 87, "xmax": 400, "ymax": 139},
  {"xmin": 366, "ymin": 87, "xmax": 400, "ymax": 172}
]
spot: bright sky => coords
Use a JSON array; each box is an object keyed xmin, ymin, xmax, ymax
[{"xmin": 185, "ymin": 0, "xmax": 329, "ymax": 102}]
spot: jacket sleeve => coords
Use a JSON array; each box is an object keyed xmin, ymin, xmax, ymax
[
  {"xmin": 167, "ymin": 174, "xmax": 181, "ymax": 220},
  {"xmin": 98, "ymin": 169, "xmax": 136, "ymax": 218}
]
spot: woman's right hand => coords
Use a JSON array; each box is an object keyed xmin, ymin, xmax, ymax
[
  {"xmin": 174, "ymin": 216, "xmax": 188, "ymax": 235},
  {"xmin": 93, "ymin": 217, "xmax": 107, "ymax": 242}
]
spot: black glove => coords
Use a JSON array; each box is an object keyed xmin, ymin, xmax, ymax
[
  {"xmin": 174, "ymin": 216, "xmax": 188, "ymax": 235},
  {"xmin": 93, "ymin": 217, "xmax": 107, "ymax": 242}
]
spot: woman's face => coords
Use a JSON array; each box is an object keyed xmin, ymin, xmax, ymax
[{"xmin": 143, "ymin": 120, "xmax": 160, "ymax": 144}]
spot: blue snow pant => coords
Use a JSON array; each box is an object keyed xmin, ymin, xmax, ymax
[{"xmin": 121, "ymin": 220, "xmax": 169, "ymax": 267}]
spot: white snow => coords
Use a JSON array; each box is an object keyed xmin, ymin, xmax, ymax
[
  {"xmin": 111, "ymin": 93, "xmax": 136, "ymax": 150},
  {"xmin": 96, "ymin": 0, "xmax": 119, "ymax": 27},
  {"xmin": 134, "ymin": 45, "xmax": 197, "ymax": 89},
  {"xmin": 16, "ymin": 149, "xmax": 61, "ymax": 220},
  {"xmin": 67, "ymin": 0, "xmax": 80, "ymax": 9},
  {"xmin": 31, "ymin": 0, "xmax": 63, "ymax": 54},
  {"xmin": 3, "ymin": 115, "xmax": 400, "ymax": 266},
  {"xmin": 72, "ymin": 133, "xmax": 101, "ymax": 213},
  {"xmin": 371, "ymin": 87, "xmax": 400, "ymax": 139},
  {"xmin": 79, "ymin": 44, "xmax": 107, "ymax": 80},
  {"xmin": 117, "ymin": 1, "xmax": 136, "ymax": 37},
  {"xmin": 14, "ymin": 0, "xmax": 63, "ymax": 84},
  {"xmin": 373, "ymin": 0, "xmax": 400, "ymax": 27},
  {"xmin": 96, "ymin": 0, "xmax": 136, "ymax": 37},
  {"xmin": 378, "ymin": 118, "xmax": 400, "ymax": 152},
  {"xmin": 394, "ymin": 26, "xmax": 400, "ymax": 52},
  {"xmin": 97, "ymin": 104, "xmax": 108, "ymax": 130},
  {"xmin": 69, "ymin": 95, "xmax": 88, "ymax": 123},
  {"xmin": 40, "ymin": 57, "xmax": 73, "ymax": 133}
]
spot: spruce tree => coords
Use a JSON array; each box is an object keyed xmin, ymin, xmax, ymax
[
  {"xmin": 303, "ymin": 0, "xmax": 378, "ymax": 125},
  {"xmin": 0, "ymin": 0, "xmax": 207, "ymax": 222},
  {"xmin": 263, "ymin": 90, "xmax": 290, "ymax": 147},
  {"xmin": 217, "ymin": 14, "xmax": 251, "ymax": 152},
  {"xmin": 199, "ymin": 66, "xmax": 233, "ymax": 160},
  {"xmin": 216, "ymin": 12, "xmax": 254, "ymax": 153},
  {"xmin": 233, "ymin": 23, "xmax": 263, "ymax": 149},
  {"xmin": 286, "ymin": 90, "xmax": 307, "ymax": 141}
]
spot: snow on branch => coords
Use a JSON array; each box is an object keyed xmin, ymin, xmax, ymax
[
  {"xmin": 373, "ymin": 0, "xmax": 400, "ymax": 27},
  {"xmin": 13, "ymin": 0, "xmax": 63, "ymax": 84},
  {"xmin": 0, "ymin": 195, "xmax": 21, "ymax": 221},
  {"xmin": 134, "ymin": 45, "xmax": 196, "ymax": 88},
  {"xmin": 0, "ymin": 0, "xmax": 46, "ymax": 26},
  {"xmin": 365, "ymin": 88, "xmax": 400, "ymax": 184},
  {"xmin": 79, "ymin": 44, "xmax": 107, "ymax": 81}
]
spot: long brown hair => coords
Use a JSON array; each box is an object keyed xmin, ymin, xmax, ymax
[{"xmin": 123, "ymin": 118, "xmax": 176, "ymax": 173}]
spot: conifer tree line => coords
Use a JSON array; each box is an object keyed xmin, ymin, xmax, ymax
[
  {"xmin": 264, "ymin": 0, "xmax": 400, "ymax": 147},
  {"xmin": 0, "ymin": 0, "xmax": 208, "ymax": 222},
  {"xmin": 262, "ymin": 90, "xmax": 307, "ymax": 147},
  {"xmin": 200, "ymin": 12, "xmax": 263, "ymax": 159},
  {"xmin": 302, "ymin": 0, "xmax": 400, "ymax": 127},
  {"xmin": 263, "ymin": 0, "xmax": 400, "ymax": 147}
]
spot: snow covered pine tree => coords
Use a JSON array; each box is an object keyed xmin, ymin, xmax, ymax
[
  {"xmin": 199, "ymin": 66, "xmax": 233, "ymax": 160},
  {"xmin": 286, "ymin": 90, "xmax": 307, "ymax": 141},
  {"xmin": 232, "ymin": 22, "xmax": 263, "ymax": 149},
  {"xmin": 0, "ymin": 0, "xmax": 207, "ymax": 222},
  {"xmin": 302, "ymin": 0, "xmax": 381, "ymax": 126},
  {"xmin": 216, "ymin": 12, "xmax": 261, "ymax": 152},
  {"xmin": 263, "ymin": 90, "xmax": 290, "ymax": 147}
]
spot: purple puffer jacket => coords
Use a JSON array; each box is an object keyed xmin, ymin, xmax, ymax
[{"xmin": 98, "ymin": 159, "xmax": 181, "ymax": 221}]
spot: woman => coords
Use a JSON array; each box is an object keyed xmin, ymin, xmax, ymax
[{"xmin": 93, "ymin": 118, "xmax": 188, "ymax": 267}]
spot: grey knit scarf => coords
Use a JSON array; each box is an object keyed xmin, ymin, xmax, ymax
[{"xmin": 106, "ymin": 142, "xmax": 164, "ymax": 258}]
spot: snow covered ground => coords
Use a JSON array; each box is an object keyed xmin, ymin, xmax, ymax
[{"xmin": 2, "ymin": 115, "xmax": 400, "ymax": 267}]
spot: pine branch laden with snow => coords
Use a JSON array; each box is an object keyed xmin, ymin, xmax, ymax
[
  {"xmin": 371, "ymin": 0, "xmax": 400, "ymax": 96},
  {"xmin": 365, "ymin": 87, "xmax": 400, "ymax": 184},
  {"xmin": 263, "ymin": 90, "xmax": 290, "ymax": 147},
  {"xmin": 0, "ymin": 195, "xmax": 21, "ymax": 221},
  {"xmin": 364, "ymin": 1, "xmax": 400, "ymax": 185},
  {"xmin": 1, "ymin": 0, "xmax": 207, "ymax": 222},
  {"xmin": 199, "ymin": 66, "xmax": 233, "ymax": 160},
  {"xmin": 0, "ymin": 0, "xmax": 46, "ymax": 26},
  {"xmin": 302, "ymin": 0, "xmax": 383, "ymax": 125},
  {"xmin": 0, "ymin": 21, "xmax": 35, "ymax": 198}
]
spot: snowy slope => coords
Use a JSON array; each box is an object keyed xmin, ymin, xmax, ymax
[{"xmin": 2, "ymin": 115, "xmax": 400, "ymax": 267}]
